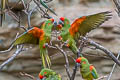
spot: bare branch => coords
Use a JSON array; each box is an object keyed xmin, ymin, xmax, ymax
[
  {"xmin": 107, "ymin": 52, "xmax": 120, "ymax": 80},
  {"xmin": 113, "ymin": 0, "xmax": 120, "ymax": 17},
  {"xmin": 0, "ymin": 33, "xmax": 19, "ymax": 54},
  {"xmin": 55, "ymin": 44, "xmax": 71, "ymax": 80},
  {"xmin": 0, "ymin": 45, "xmax": 24, "ymax": 71},
  {"xmin": 20, "ymin": 72, "xmax": 36, "ymax": 80},
  {"xmin": 33, "ymin": 0, "xmax": 51, "ymax": 19},
  {"xmin": 82, "ymin": 37, "xmax": 120, "ymax": 67},
  {"xmin": 96, "ymin": 75, "xmax": 108, "ymax": 80}
]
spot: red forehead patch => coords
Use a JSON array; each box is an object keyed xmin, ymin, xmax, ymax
[
  {"xmin": 39, "ymin": 74, "xmax": 44, "ymax": 79},
  {"xmin": 50, "ymin": 18, "xmax": 54, "ymax": 22},
  {"xmin": 60, "ymin": 17, "xmax": 65, "ymax": 21}
]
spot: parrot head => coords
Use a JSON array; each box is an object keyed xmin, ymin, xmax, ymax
[
  {"xmin": 49, "ymin": 18, "xmax": 54, "ymax": 23},
  {"xmin": 76, "ymin": 57, "xmax": 89, "ymax": 64},
  {"xmin": 57, "ymin": 17, "xmax": 70, "ymax": 30},
  {"xmin": 39, "ymin": 71, "xmax": 48, "ymax": 80},
  {"xmin": 39, "ymin": 73, "xmax": 44, "ymax": 80}
]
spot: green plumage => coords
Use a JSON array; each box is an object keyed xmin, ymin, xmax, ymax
[
  {"xmin": 13, "ymin": 28, "xmax": 39, "ymax": 46},
  {"xmin": 60, "ymin": 18, "xmax": 82, "ymax": 56},
  {"xmin": 13, "ymin": 19, "xmax": 54, "ymax": 68},
  {"xmin": 39, "ymin": 68, "xmax": 61, "ymax": 80},
  {"xmin": 39, "ymin": 19, "xmax": 54, "ymax": 68},
  {"xmin": 72, "ymin": 11, "xmax": 112, "ymax": 40},
  {"xmin": 59, "ymin": 11, "xmax": 112, "ymax": 56},
  {"xmin": 80, "ymin": 57, "xmax": 98, "ymax": 80}
]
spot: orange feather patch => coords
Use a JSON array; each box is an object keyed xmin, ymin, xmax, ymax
[
  {"xmin": 89, "ymin": 65, "xmax": 94, "ymax": 71},
  {"xmin": 69, "ymin": 16, "xmax": 86, "ymax": 36},
  {"xmin": 28, "ymin": 27, "xmax": 44, "ymax": 40}
]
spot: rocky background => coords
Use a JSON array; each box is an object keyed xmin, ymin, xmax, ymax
[{"xmin": 0, "ymin": 0, "xmax": 120, "ymax": 80}]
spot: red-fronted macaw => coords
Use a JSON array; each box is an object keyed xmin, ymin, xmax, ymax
[
  {"xmin": 13, "ymin": 19, "xmax": 55, "ymax": 68},
  {"xmin": 39, "ymin": 68, "xmax": 61, "ymax": 80},
  {"xmin": 58, "ymin": 11, "xmax": 112, "ymax": 56},
  {"xmin": 76, "ymin": 57, "xmax": 98, "ymax": 80}
]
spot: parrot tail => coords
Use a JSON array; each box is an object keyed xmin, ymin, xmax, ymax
[{"xmin": 40, "ymin": 49, "xmax": 51, "ymax": 68}]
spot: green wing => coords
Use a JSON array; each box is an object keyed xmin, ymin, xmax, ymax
[
  {"xmin": 91, "ymin": 66, "xmax": 98, "ymax": 79},
  {"xmin": 70, "ymin": 11, "xmax": 112, "ymax": 40},
  {"xmin": 13, "ymin": 28, "xmax": 39, "ymax": 46}
]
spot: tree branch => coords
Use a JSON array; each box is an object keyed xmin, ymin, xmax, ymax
[
  {"xmin": 55, "ymin": 44, "xmax": 71, "ymax": 80},
  {"xmin": 107, "ymin": 52, "xmax": 120, "ymax": 80},
  {"xmin": 0, "ymin": 45, "xmax": 24, "ymax": 71},
  {"xmin": 82, "ymin": 37, "xmax": 120, "ymax": 66}
]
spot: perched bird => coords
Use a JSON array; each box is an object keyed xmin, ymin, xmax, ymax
[
  {"xmin": 39, "ymin": 68, "xmax": 61, "ymax": 80},
  {"xmin": 76, "ymin": 57, "xmax": 98, "ymax": 80},
  {"xmin": 40, "ymin": 0, "xmax": 57, "ymax": 16},
  {"xmin": 13, "ymin": 19, "xmax": 55, "ymax": 68},
  {"xmin": 58, "ymin": 11, "xmax": 112, "ymax": 55}
]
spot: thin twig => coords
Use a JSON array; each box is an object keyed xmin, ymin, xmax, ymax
[
  {"xmin": 0, "ymin": 45, "xmax": 24, "ymax": 71},
  {"xmin": 107, "ymin": 52, "xmax": 120, "ymax": 80},
  {"xmin": 0, "ymin": 33, "xmax": 19, "ymax": 54},
  {"xmin": 0, "ymin": 44, "xmax": 14, "ymax": 53},
  {"xmin": 55, "ymin": 44, "xmax": 71, "ymax": 80},
  {"xmin": 20, "ymin": 72, "xmax": 36, "ymax": 80},
  {"xmin": 33, "ymin": 0, "xmax": 51, "ymax": 19},
  {"xmin": 96, "ymin": 75, "xmax": 108, "ymax": 80}
]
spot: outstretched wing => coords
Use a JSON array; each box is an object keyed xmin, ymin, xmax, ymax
[
  {"xmin": 69, "ymin": 11, "xmax": 112, "ymax": 40},
  {"xmin": 13, "ymin": 28, "xmax": 39, "ymax": 46}
]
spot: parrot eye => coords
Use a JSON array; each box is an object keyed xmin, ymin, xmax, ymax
[{"xmin": 60, "ymin": 17, "xmax": 65, "ymax": 21}]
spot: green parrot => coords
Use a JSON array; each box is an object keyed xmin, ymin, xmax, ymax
[
  {"xmin": 13, "ymin": 19, "xmax": 54, "ymax": 68},
  {"xmin": 40, "ymin": 0, "xmax": 57, "ymax": 16},
  {"xmin": 58, "ymin": 11, "xmax": 112, "ymax": 56},
  {"xmin": 39, "ymin": 68, "xmax": 61, "ymax": 80},
  {"xmin": 76, "ymin": 57, "xmax": 98, "ymax": 80}
]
